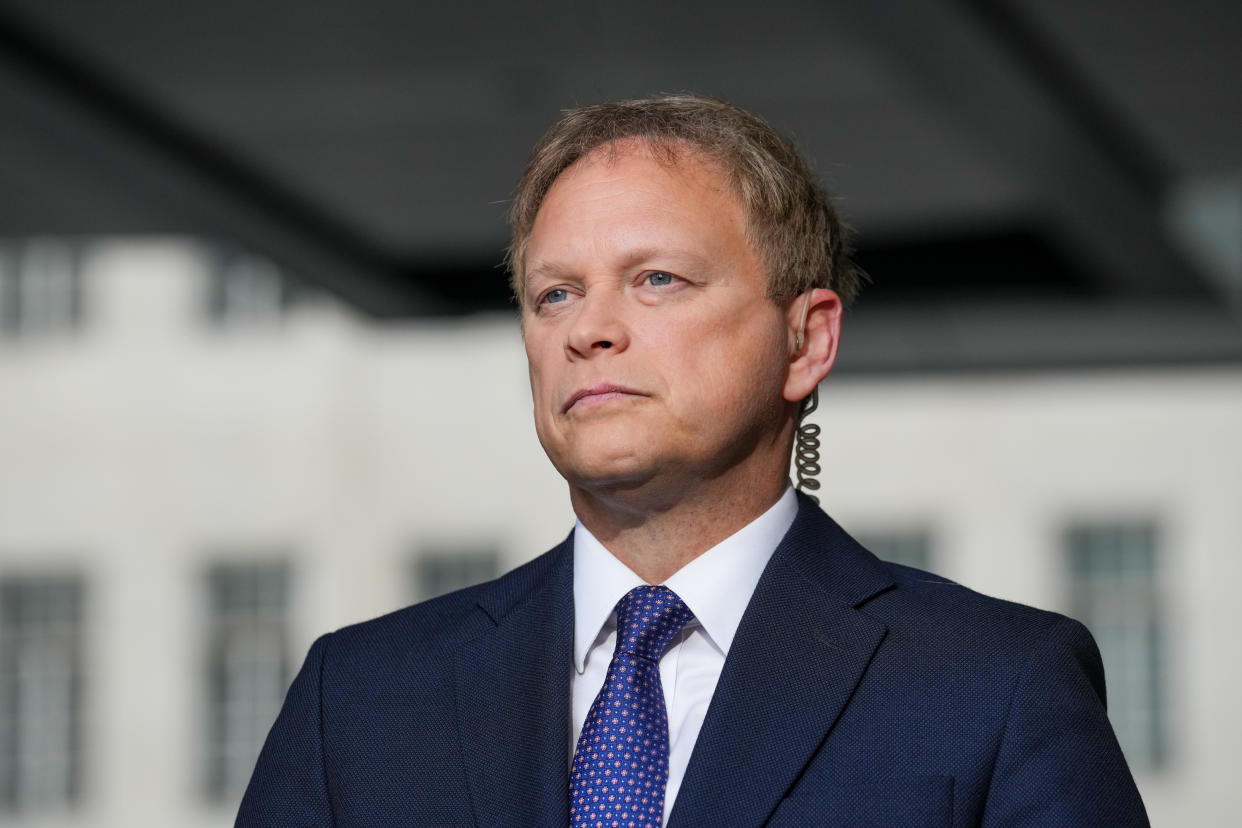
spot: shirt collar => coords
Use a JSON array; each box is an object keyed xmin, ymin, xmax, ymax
[{"xmin": 572, "ymin": 485, "xmax": 798, "ymax": 673}]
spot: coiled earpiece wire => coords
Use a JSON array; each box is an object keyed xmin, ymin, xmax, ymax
[{"xmin": 793, "ymin": 293, "xmax": 821, "ymax": 503}]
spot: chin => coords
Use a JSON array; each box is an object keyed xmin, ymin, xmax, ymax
[
  {"xmin": 562, "ymin": 451, "xmax": 652, "ymax": 488},
  {"xmin": 549, "ymin": 438, "xmax": 661, "ymax": 490}
]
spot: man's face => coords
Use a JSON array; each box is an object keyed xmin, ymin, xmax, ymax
[{"xmin": 521, "ymin": 141, "xmax": 796, "ymax": 498}]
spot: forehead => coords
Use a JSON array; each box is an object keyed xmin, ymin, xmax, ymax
[
  {"xmin": 550, "ymin": 139, "xmax": 733, "ymax": 204},
  {"xmin": 524, "ymin": 140, "xmax": 749, "ymax": 269}
]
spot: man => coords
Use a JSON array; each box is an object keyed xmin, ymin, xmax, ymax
[{"xmin": 238, "ymin": 96, "xmax": 1148, "ymax": 827}]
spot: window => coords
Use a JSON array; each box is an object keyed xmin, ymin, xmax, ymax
[
  {"xmin": 412, "ymin": 548, "xmax": 500, "ymax": 602},
  {"xmin": 856, "ymin": 529, "xmax": 933, "ymax": 571},
  {"xmin": 0, "ymin": 574, "xmax": 85, "ymax": 813},
  {"xmin": 0, "ymin": 240, "xmax": 82, "ymax": 337},
  {"xmin": 1067, "ymin": 522, "xmax": 1166, "ymax": 769},
  {"xmin": 205, "ymin": 249, "xmax": 300, "ymax": 326},
  {"xmin": 204, "ymin": 562, "xmax": 290, "ymax": 802}
]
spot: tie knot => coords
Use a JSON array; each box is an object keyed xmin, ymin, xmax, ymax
[{"xmin": 613, "ymin": 585, "xmax": 694, "ymax": 662}]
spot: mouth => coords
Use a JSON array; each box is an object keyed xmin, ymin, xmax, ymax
[{"xmin": 563, "ymin": 383, "xmax": 645, "ymax": 413}]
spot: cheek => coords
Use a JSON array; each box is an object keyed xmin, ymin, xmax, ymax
[
  {"xmin": 524, "ymin": 361, "xmax": 559, "ymax": 447},
  {"xmin": 524, "ymin": 339, "xmax": 556, "ymax": 400},
  {"xmin": 667, "ymin": 330, "xmax": 787, "ymax": 421}
]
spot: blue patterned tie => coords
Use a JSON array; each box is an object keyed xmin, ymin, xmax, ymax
[{"xmin": 571, "ymin": 585, "xmax": 695, "ymax": 828}]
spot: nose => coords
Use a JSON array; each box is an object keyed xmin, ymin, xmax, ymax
[{"xmin": 566, "ymin": 289, "xmax": 630, "ymax": 359}]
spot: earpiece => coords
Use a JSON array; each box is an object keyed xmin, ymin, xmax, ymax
[{"xmin": 794, "ymin": 292, "xmax": 812, "ymax": 352}]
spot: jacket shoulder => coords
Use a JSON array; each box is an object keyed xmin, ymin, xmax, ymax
[
  {"xmin": 875, "ymin": 559, "xmax": 1088, "ymax": 649},
  {"xmin": 317, "ymin": 536, "xmax": 572, "ymax": 676}
]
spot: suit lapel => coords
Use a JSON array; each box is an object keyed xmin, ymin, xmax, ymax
[
  {"xmin": 455, "ymin": 540, "xmax": 574, "ymax": 828},
  {"xmin": 668, "ymin": 499, "xmax": 893, "ymax": 828}
]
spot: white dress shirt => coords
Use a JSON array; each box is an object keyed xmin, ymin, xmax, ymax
[{"xmin": 571, "ymin": 486, "xmax": 799, "ymax": 825}]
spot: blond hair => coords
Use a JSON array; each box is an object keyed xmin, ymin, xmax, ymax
[{"xmin": 507, "ymin": 94, "xmax": 861, "ymax": 306}]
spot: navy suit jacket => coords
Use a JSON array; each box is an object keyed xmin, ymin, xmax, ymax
[{"xmin": 238, "ymin": 495, "xmax": 1148, "ymax": 826}]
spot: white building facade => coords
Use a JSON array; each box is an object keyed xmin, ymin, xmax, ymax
[{"xmin": 1, "ymin": 239, "xmax": 1238, "ymax": 826}]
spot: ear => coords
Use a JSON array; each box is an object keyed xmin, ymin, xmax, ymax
[{"xmin": 783, "ymin": 288, "xmax": 842, "ymax": 403}]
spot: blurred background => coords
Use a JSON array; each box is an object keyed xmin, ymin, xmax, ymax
[{"xmin": 1, "ymin": 1, "xmax": 1239, "ymax": 825}]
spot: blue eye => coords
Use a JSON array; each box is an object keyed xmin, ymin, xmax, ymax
[
  {"xmin": 647, "ymin": 271, "xmax": 675, "ymax": 287},
  {"xmin": 540, "ymin": 288, "xmax": 569, "ymax": 305}
]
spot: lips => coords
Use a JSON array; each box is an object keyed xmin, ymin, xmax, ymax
[{"xmin": 563, "ymin": 383, "xmax": 645, "ymax": 413}]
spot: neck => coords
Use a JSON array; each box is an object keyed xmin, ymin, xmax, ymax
[{"xmin": 570, "ymin": 469, "xmax": 789, "ymax": 584}]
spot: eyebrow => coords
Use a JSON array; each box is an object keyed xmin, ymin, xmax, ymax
[
  {"xmin": 618, "ymin": 246, "xmax": 709, "ymax": 274},
  {"xmin": 526, "ymin": 247, "xmax": 711, "ymax": 285},
  {"xmin": 523, "ymin": 260, "xmax": 576, "ymax": 285}
]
